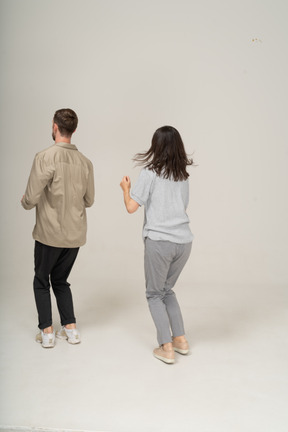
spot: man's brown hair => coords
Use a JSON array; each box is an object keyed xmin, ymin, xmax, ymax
[{"xmin": 53, "ymin": 108, "xmax": 78, "ymax": 137}]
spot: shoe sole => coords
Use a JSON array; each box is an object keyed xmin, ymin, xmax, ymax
[
  {"xmin": 56, "ymin": 333, "xmax": 81, "ymax": 344},
  {"xmin": 36, "ymin": 337, "xmax": 55, "ymax": 348},
  {"xmin": 67, "ymin": 339, "xmax": 81, "ymax": 344},
  {"xmin": 153, "ymin": 353, "xmax": 175, "ymax": 364},
  {"xmin": 36, "ymin": 339, "xmax": 55, "ymax": 348},
  {"xmin": 173, "ymin": 347, "xmax": 189, "ymax": 355}
]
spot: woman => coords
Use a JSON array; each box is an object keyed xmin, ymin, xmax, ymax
[{"xmin": 120, "ymin": 126, "xmax": 194, "ymax": 364}]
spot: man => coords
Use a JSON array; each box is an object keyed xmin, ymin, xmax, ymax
[{"xmin": 21, "ymin": 108, "xmax": 94, "ymax": 348}]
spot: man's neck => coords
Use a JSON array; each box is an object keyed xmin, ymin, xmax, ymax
[
  {"xmin": 55, "ymin": 137, "xmax": 71, "ymax": 144},
  {"xmin": 55, "ymin": 133, "xmax": 71, "ymax": 144}
]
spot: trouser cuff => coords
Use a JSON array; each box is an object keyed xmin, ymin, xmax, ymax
[{"xmin": 61, "ymin": 319, "xmax": 76, "ymax": 326}]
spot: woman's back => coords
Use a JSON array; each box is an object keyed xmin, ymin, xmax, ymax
[{"xmin": 131, "ymin": 168, "xmax": 193, "ymax": 243}]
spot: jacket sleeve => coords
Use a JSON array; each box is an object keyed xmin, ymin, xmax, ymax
[
  {"xmin": 84, "ymin": 161, "xmax": 95, "ymax": 208},
  {"xmin": 21, "ymin": 153, "xmax": 54, "ymax": 210}
]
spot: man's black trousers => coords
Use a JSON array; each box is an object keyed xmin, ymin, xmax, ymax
[{"xmin": 33, "ymin": 241, "xmax": 79, "ymax": 330}]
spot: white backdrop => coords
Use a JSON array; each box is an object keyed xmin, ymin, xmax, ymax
[
  {"xmin": 0, "ymin": 2, "xmax": 288, "ymax": 432},
  {"xmin": 0, "ymin": 0, "xmax": 287, "ymax": 292}
]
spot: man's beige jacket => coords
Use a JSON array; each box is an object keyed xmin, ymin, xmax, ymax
[{"xmin": 22, "ymin": 142, "xmax": 94, "ymax": 248}]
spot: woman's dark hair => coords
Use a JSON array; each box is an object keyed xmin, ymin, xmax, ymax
[
  {"xmin": 53, "ymin": 108, "xmax": 78, "ymax": 137},
  {"xmin": 133, "ymin": 126, "xmax": 193, "ymax": 181}
]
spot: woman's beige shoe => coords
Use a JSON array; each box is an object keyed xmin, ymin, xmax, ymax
[
  {"xmin": 153, "ymin": 346, "xmax": 175, "ymax": 364},
  {"xmin": 172, "ymin": 339, "xmax": 189, "ymax": 355}
]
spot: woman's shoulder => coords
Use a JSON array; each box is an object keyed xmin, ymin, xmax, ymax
[{"xmin": 140, "ymin": 167, "xmax": 156, "ymax": 179}]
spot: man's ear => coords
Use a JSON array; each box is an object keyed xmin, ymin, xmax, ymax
[{"xmin": 53, "ymin": 123, "xmax": 58, "ymax": 134}]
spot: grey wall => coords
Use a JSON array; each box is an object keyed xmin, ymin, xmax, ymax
[{"xmin": 0, "ymin": 0, "xmax": 287, "ymax": 290}]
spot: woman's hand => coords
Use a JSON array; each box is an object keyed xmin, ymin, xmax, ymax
[
  {"xmin": 120, "ymin": 176, "xmax": 131, "ymax": 192},
  {"xmin": 120, "ymin": 176, "xmax": 139, "ymax": 214}
]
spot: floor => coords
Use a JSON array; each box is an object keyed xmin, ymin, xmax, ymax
[{"xmin": 0, "ymin": 277, "xmax": 287, "ymax": 432}]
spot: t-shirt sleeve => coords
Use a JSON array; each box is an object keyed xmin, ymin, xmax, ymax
[{"xmin": 131, "ymin": 168, "xmax": 154, "ymax": 206}]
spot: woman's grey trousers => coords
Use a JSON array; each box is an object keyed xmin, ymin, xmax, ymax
[{"xmin": 144, "ymin": 238, "xmax": 192, "ymax": 345}]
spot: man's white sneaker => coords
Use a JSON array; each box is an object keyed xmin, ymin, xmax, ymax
[
  {"xmin": 36, "ymin": 331, "xmax": 55, "ymax": 348},
  {"xmin": 56, "ymin": 326, "xmax": 81, "ymax": 344}
]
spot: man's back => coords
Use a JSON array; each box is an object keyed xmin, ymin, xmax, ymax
[{"xmin": 22, "ymin": 141, "xmax": 94, "ymax": 248}]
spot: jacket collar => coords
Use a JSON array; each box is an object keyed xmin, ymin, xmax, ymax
[{"xmin": 55, "ymin": 142, "xmax": 78, "ymax": 150}]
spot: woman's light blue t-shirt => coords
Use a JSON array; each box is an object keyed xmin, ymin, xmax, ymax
[{"xmin": 131, "ymin": 168, "xmax": 193, "ymax": 244}]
